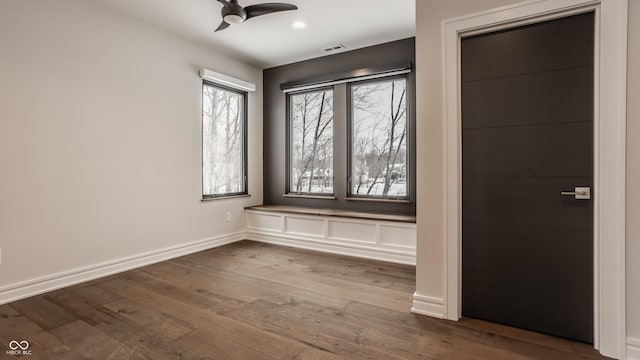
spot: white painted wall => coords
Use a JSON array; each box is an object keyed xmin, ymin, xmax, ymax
[
  {"xmin": 0, "ymin": 0, "xmax": 262, "ymax": 293},
  {"xmin": 414, "ymin": 0, "xmax": 523, "ymax": 308},
  {"xmin": 626, "ymin": 0, "xmax": 640, "ymax": 351},
  {"xmin": 414, "ymin": 0, "xmax": 639, "ymax": 356}
]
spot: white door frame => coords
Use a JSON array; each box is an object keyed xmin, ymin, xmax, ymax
[{"xmin": 442, "ymin": 0, "xmax": 628, "ymax": 358}]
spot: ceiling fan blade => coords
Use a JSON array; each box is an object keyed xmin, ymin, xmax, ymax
[
  {"xmin": 245, "ymin": 3, "xmax": 298, "ymax": 20},
  {"xmin": 215, "ymin": 20, "xmax": 231, "ymax": 32}
]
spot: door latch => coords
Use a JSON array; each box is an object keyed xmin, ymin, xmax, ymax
[{"xmin": 561, "ymin": 186, "xmax": 591, "ymax": 200}]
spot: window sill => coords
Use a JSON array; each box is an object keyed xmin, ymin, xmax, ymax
[
  {"xmin": 345, "ymin": 197, "xmax": 411, "ymax": 204},
  {"xmin": 201, "ymin": 194, "xmax": 251, "ymax": 202},
  {"xmin": 283, "ymin": 194, "xmax": 336, "ymax": 200}
]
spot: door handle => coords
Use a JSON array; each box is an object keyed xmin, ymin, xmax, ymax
[{"xmin": 561, "ymin": 186, "xmax": 591, "ymax": 200}]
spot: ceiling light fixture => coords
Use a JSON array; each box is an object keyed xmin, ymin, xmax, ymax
[
  {"xmin": 292, "ymin": 21, "xmax": 307, "ymax": 29},
  {"xmin": 215, "ymin": 0, "xmax": 298, "ymax": 32},
  {"xmin": 224, "ymin": 14, "xmax": 245, "ymax": 24}
]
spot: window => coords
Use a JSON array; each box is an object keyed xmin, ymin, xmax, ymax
[
  {"xmin": 349, "ymin": 76, "xmax": 408, "ymax": 199},
  {"xmin": 288, "ymin": 88, "xmax": 334, "ymax": 195},
  {"xmin": 202, "ymin": 81, "xmax": 247, "ymax": 198}
]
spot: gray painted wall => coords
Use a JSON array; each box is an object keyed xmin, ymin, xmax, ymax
[{"xmin": 263, "ymin": 38, "xmax": 416, "ymax": 216}]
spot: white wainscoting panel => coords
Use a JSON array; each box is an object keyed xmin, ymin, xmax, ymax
[
  {"xmin": 246, "ymin": 212, "xmax": 282, "ymax": 232},
  {"xmin": 628, "ymin": 337, "xmax": 640, "ymax": 360},
  {"xmin": 245, "ymin": 209, "xmax": 416, "ymax": 265},
  {"xmin": 379, "ymin": 224, "xmax": 417, "ymax": 248},
  {"xmin": 327, "ymin": 220, "xmax": 377, "ymax": 243},
  {"xmin": 285, "ymin": 216, "xmax": 325, "ymax": 238}
]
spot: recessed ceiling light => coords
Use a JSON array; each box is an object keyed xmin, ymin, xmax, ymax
[{"xmin": 292, "ymin": 21, "xmax": 307, "ymax": 29}]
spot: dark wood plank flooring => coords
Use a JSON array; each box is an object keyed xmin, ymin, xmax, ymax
[{"xmin": 1, "ymin": 241, "xmax": 609, "ymax": 359}]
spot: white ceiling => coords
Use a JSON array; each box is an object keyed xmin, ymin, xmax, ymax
[{"xmin": 90, "ymin": 0, "xmax": 416, "ymax": 68}]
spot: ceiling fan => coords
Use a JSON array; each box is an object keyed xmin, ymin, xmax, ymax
[{"xmin": 215, "ymin": 0, "xmax": 298, "ymax": 32}]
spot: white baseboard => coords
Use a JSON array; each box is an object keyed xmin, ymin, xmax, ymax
[
  {"xmin": 246, "ymin": 231, "xmax": 416, "ymax": 265},
  {"xmin": 0, "ymin": 232, "xmax": 244, "ymax": 305},
  {"xmin": 411, "ymin": 292, "xmax": 445, "ymax": 319},
  {"xmin": 628, "ymin": 337, "xmax": 640, "ymax": 360}
]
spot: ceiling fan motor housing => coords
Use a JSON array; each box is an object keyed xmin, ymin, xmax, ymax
[
  {"xmin": 222, "ymin": 3, "xmax": 247, "ymax": 23},
  {"xmin": 215, "ymin": 0, "xmax": 298, "ymax": 31}
]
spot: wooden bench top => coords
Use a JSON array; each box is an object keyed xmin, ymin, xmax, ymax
[{"xmin": 245, "ymin": 205, "xmax": 416, "ymax": 224}]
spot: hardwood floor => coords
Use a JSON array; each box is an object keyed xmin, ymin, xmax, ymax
[{"xmin": 1, "ymin": 241, "xmax": 609, "ymax": 360}]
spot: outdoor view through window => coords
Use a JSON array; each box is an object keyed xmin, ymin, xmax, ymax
[
  {"xmin": 202, "ymin": 83, "xmax": 246, "ymax": 198},
  {"xmin": 350, "ymin": 77, "xmax": 408, "ymax": 198},
  {"xmin": 289, "ymin": 88, "xmax": 334, "ymax": 195}
]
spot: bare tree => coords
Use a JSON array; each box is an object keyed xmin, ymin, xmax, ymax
[
  {"xmin": 203, "ymin": 85, "xmax": 243, "ymax": 195},
  {"xmin": 382, "ymin": 81, "xmax": 407, "ymax": 195},
  {"xmin": 351, "ymin": 79, "xmax": 407, "ymax": 197},
  {"xmin": 291, "ymin": 90, "xmax": 333, "ymax": 193}
]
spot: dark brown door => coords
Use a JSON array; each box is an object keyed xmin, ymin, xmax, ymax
[{"xmin": 461, "ymin": 12, "xmax": 594, "ymax": 343}]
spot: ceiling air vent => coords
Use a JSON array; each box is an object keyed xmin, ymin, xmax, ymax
[{"xmin": 322, "ymin": 44, "xmax": 345, "ymax": 53}]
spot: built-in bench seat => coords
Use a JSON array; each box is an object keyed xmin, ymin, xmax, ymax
[{"xmin": 244, "ymin": 205, "xmax": 416, "ymax": 265}]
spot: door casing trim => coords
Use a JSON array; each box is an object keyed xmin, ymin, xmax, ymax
[{"xmin": 441, "ymin": 0, "xmax": 627, "ymax": 358}]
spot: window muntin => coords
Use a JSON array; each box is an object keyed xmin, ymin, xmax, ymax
[
  {"xmin": 349, "ymin": 76, "xmax": 408, "ymax": 199},
  {"xmin": 202, "ymin": 82, "xmax": 247, "ymax": 198},
  {"xmin": 288, "ymin": 88, "xmax": 334, "ymax": 195}
]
